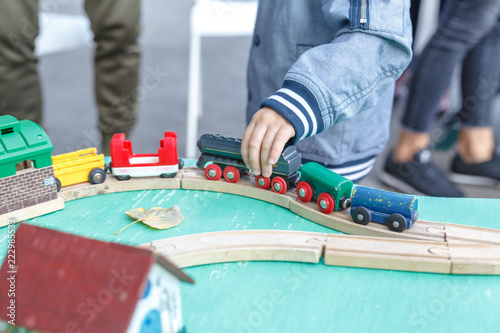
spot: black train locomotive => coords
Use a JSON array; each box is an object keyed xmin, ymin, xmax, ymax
[{"xmin": 196, "ymin": 134, "xmax": 301, "ymax": 194}]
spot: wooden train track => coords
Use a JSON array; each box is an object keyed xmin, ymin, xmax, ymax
[
  {"xmin": 54, "ymin": 167, "xmax": 500, "ymax": 245},
  {"xmin": 139, "ymin": 230, "xmax": 500, "ymax": 275},
  {"xmin": 6, "ymin": 167, "xmax": 500, "ymax": 274}
]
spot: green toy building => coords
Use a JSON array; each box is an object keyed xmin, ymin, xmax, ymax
[{"xmin": 0, "ymin": 115, "xmax": 58, "ymax": 216}]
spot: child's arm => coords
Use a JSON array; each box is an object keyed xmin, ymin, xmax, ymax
[{"xmin": 242, "ymin": 1, "xmax": 413, "ymax": 176}]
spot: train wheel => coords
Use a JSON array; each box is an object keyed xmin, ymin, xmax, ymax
[
  {"xmin": 296, "ymin": 181, "xmax": 313, "ymax": 202},
  {"xmin": 339, "ymin": 197, "xmax": 352, "ymax": 210},
  {"xmin": 55, "ymin": 178, "xmax": 62, "ymax": 192},
  {"xmin": 205, "ymin": 164, "xmax": 222, "ymax": 181},
  {"xmin": 89, "ymin": 168, "xmax": 106, "ymax": 184},
  {"xmin": 115, "ymin": 175, "xmax": 131, "ymax": 181},
  {"xmin": 161, "ymin": 173, "xmax": 177, "ymax": 178},
  {"xmin": 223, "ymin": 166, "xmax": 240, "ymax": 183},
  {"xmin": 317, "ymin": 193, "xmax": 335, "ymax": 214},
  {"xmin": 271, "ymin": 177, "xmax": 287, "ymax": 194},
  {"xmin": 255, "ymin": 175, "xmax": 271, "ymax": 190},
  {"xmin": 387, "ymin": 213, "xmax": 407, "ymax": 232},
  {"xmin": 351, "ymin": 207, "xmax": 370, "ymax": 225}
]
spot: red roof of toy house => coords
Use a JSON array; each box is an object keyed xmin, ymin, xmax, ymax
[{"xmin": 0, "ymin": 224, "xmax": 193, "ymax": 333}]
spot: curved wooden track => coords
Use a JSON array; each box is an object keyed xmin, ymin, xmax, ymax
[
  {"xmin": 139, "ymin": 230, "xmax": 326, "ymax": 268},
  {"xmin": 139, "ymin": 230, "xmax": 500, "ymax": 275},
  {"xmin": 53, "ymin": 167, "xmax": 500, "ymax": 246},
  {"xmin": 11, "ymin": 166, "xmax": 498, "ymax": 275}
]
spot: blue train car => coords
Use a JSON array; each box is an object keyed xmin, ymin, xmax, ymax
[{"xmin": 350, "ymin": 186, "xmax": 418, "ymax": 232}]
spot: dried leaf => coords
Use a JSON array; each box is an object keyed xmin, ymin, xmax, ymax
[{"xmin": 115, "ymin": 206, "xmax": 184, "ymax": 235}]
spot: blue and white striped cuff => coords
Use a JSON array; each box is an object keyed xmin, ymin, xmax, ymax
[
  {"xmin": 302, "ymin": 155, "xmax": 377, "ymax": 183},
  {"xmin": 261, "ymin": 80, "xmax": 324, "ymax": 143}
]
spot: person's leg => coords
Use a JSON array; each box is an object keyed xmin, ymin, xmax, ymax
[
  {"xmin": 456, "ymin": 16, "xmax": 500, "ymax": 164},
  {"xmin": 381, "ymin": 0, "xmax": 500, "ymax": 197},
  {"xmin": 410, "ymin": 0, "xmax": 421, "ymax": 42},
  {"xmin": 0, "ymin": 0, "xmax": 42, "ymax": 124},
  {"xmin": 396, "ymin": 0, "xmax": 450, "ymax": 102},
  {"xmin": 450, "ymin": 125, "xmax": 500, "ymax": 185},
  {"xmin": 401, "ymin": 0, "xmax": 500, "ymax": 137},
  {"xmin": 392, "ymin": 0, "xmax": 500, "ymax": 164},
  {"xmin": 448, "ymin": 16, "xmax": 500, "ymax": 186},
  {"xmin": 391, "ymin": 129, "xmax": 429, "ymax": 163},
  {"xmin": 84, "ymin": 0, "xmax": 141, "ymax": 154},
  {"xmin": 457, "ymin": 128, "xmax": 495, "ymax": 163}
]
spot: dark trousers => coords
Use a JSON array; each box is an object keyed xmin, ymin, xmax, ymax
[
  {"xmin": 402, "ymin": 0, "xmax": 500, "ymax": 132},
  {"xmin": 0, "ymin": 0, "xmax": 141, "ymax": 143}
]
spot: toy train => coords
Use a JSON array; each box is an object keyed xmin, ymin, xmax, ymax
[
  {"xmin": 110, "ymin": 132, "xmax": 183, "ymax": 180},
  {"xmin": 196, "ymin": 134, "xmax": 302, "ymax": 194},
  {"xmin": 0, "ymin": 115, "xmax": 183, "ymax": 198},
  {"xmin": 52, "ymin": 148, "xmax": 107, "ymax": 191},
  {"xmin": 1, "ymin": 115, "xmax": 418, "ymax": 233},
  {"xmin": 195, "ymin": 134, "xmax": 418, "ymax": 232},
  {"xmin": 298, "ymin": 162, "xmax": 418, "ymax": 232},
  {"xmin": 350, "ymin": 185, "xmax": 418, "ymax": 232},
  {"xmin": 52, "ymin": 132, "xmax": 183, "ymax": 189},
  {"xmin": 296, "ymin": 161, "xmax": 353, "ymax": 212}
]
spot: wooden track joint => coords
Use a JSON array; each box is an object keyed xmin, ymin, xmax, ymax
[
  {"xmin": 140, "ymin": 230, "xmax": 328, "ymax": 269},
  {"xmin": 139, "ymin": 230, "xmax": 500, "ymax": 275}
]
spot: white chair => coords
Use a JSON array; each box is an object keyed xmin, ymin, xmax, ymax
[{"xmin": 186, "ymin": 0, "xmax": 258, "ymax": 158}]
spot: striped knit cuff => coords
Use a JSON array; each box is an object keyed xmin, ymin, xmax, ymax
[{"xmin": 261, "ymin": 80, "xmax": 324, "ymax": 144}]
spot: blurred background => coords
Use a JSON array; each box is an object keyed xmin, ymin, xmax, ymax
[{"xmin": 33, "ymin": 0, "xmax": 500, "ymax": 197}]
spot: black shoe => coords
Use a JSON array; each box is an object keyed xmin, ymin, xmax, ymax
[
  {"xmin": 380, "ymin": 149, "xmax": 464, "ymax": 197},
  {"xmin": 450, "ymin": 151, "xmax": 500, "ymax": 187}
]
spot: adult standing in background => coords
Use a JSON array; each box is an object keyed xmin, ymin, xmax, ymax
[
  {"xmin": 0, "ymin": 0, "xmax": 141, "ymax": 155},
  {"xmin": 381, "ymin": 0, "xmax": 500, "ymax": 197}
]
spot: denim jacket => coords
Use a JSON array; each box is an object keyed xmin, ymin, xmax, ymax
[{"xmin": 247, "ymin": 0, "xmax": 413, "ymax": 172}]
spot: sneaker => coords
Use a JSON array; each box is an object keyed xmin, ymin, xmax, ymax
[
  {"xmin": 379, "ymin": 149, "xmax": 464, "ymax": 197},
  {"xmin": 450, "ymin": 151, "xmax": 500, "ymax": 187}
]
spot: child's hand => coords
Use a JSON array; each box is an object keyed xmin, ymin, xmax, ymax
[{"xmin": 241, "ymin": 107, "xmax": 295, "ymax": 178}]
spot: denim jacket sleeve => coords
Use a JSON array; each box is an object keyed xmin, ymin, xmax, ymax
[{"xmin": 260, "ymin": 0, "xmax": 413, "ymax": 143}]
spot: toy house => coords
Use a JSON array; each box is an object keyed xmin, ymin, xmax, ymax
[
  {"xmin": 0, "ymin": 224, "xmax": 194, "ymax": 333},
  {"xmin": 0, "ymin": 115, "xmax": 63, "ymax": 225}
]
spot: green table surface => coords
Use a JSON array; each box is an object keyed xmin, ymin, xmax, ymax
[{"xmin": 1, "ymin": 161, "xmax": 500, "ymax": 332}]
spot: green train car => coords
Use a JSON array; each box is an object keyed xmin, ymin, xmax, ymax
[{"xmin": 296, "ymin": 162, "xmax": 354, "ymax": 213}]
